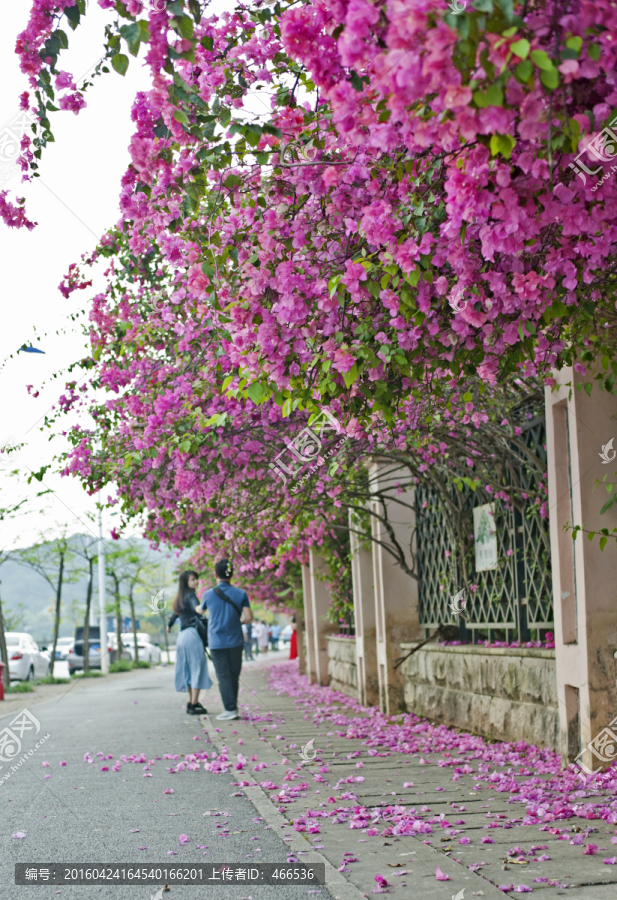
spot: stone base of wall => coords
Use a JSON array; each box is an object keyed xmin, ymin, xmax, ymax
[
  {"xmin": 327, "ymin": 636, "xmax": 358, "ymax": 699},
  {"xmin": 400, "ymin": 643, "xmax": 559, "ymax": 751}
]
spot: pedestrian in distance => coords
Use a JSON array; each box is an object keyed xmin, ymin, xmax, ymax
[
  {"xmin": 289, "ymin": 615, "xmax": 298, "ymax": 661},
  {"xmin": 257, "ymin": 619, "xmax": 269, "ymax": 654},
  {"xmin": 270, "ymin": 623, "xmax": 281, "ymax": 651},
  {"xmin": 242, "ymin": 621, "xmax": 253, "ymax": 661},
  {"xmin": 167, "ymin": 571, "xmax": 211, "ymax": 715},
  {"xmin": 201, "ymin": 559, "xmax": 253, "ymax": 721}
]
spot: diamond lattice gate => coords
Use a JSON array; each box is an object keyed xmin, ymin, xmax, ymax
[{"xmin": 416, "ymin": 418, "xmax": 553, "ymax": 642}]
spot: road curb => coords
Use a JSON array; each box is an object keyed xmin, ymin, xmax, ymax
[{"xmin": 200, "ymin": 716, "xmax": 367, "ymax": 900}]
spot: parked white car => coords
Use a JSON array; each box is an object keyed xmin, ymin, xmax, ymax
[
  {"xmin": 53, "ymin": 637, "xmax": 75, "ymax": 660},
  {"xmin": 5, "ymin": 632, "xmax": 51, "ymax": 681},
  {"xmin": 120, "ymin": 633, "xmax": 162, "ymax": 664}
]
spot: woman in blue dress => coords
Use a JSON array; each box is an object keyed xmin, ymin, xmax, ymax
[{"xmin": 167, "ymin": 571, "xmax": 212, "ymax": 715}]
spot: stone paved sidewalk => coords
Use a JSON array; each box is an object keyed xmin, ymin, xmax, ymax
[{"xmin": 200, "ymin": 657, "xmax": 617, "ymax": 900}]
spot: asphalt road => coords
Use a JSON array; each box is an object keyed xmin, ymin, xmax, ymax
[{"xmin": 0, "ymin": 662, "xmax": 331, "ymax": 900}]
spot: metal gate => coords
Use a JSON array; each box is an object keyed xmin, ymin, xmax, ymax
[{"xmin": 416, "ymin": 418, "xmax": 553, "ymax": 642}]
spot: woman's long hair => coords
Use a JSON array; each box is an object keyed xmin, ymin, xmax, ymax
[{"xmin": 173, "ymin": 570, "xmax": 198, "ymax": 615}]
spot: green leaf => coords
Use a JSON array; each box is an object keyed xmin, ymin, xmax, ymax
[
  {"xmin": 510, "ymin": 38, "xmax": 530, "ymax": 59},
  {"xmin": 530, "ymin": 49, "xmax": 554, "ymax": 71},
  {"xmin": 485, "ymin": 83, "xmax": 504, "ymax": 106},
  {"xmin": 179, "ymin": 440, "xmax": 192, "ymax": 453},
  {"xmin": 262, "ymin": 123, "xmax": 283, "ymax": 138},
  {"xmin": 515, "ymin": 59, "xmax": 533, "ymax": 82},
  {"xmin": 463, "ymin": 392, "xmax": 473, "ymax": 402},
  {"xmin": 222, "ymin": 375, "xmax": 234, "ymax": 391},
  {"xmin": 65, "ymin": 4, "xmax": 81, "ymax": 29},
  {"xmin": 566, "ymin": 36, "xmax": 582, "ymax": 54},
  {"xmin": 223, "ymin": 173, "xmax": 242, "ymax": 189},
  {"xmin": 599, "ymin": 535, "xmax": 608, "ymax": 552},
  {"xmin": 120, "ymin": 22, "xmax": 141, "ymax": 56},
  {"xmin": 343, "ymin": 364, "xmax": 359, "ymax": 389},
  {"xmin": 588, "ymin": 43, "xmax": 601, "ymax": 61},
  {"xmin": 56, "ymin": 29, "xmax": 69, "ymax": 50},
  {"xmin": 350, "ymin": 70, "xmax": 364, "ymax": 92},
  {"xmin": 111, "ymin": 54, "xmax": 129, "ymax": 76},
  {"xmin": 540, "ymin": 68, "xmax": 559, "ymax": 89},
  {"xmin": 489, "ymin": 132, "xmax": 516, "ymax": 158},
  {"xmin": 247, "ymin": 382, "xmax": 266, "ymax": 404},
  {"xmin": 405, "ymin": 269, "xmax": 421, "ymax": 287},
  {"xmin": 176, "ymin": 15, "xmax": 194, "ymax": 39},
  {"xmin": 173, "ymin": 109, "xmax": 189, "ymax": 124}
]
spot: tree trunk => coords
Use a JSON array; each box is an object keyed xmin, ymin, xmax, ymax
[
  {"xmin": 49, "ymin": 552, "xmax": 65, "ymax": 678},
  {"xmin": 113, "ymin": 574, "xmax": 123, "ymax": 666},
  {"xmin": 129, "ymin": 585, "xmax": 139, "ymax": 666},
  {"xmin": 0, "ymin": 589, "xmax": 11, "ymax": 691},
  {"xmin": 83, "ymin": 557, "xmax": 93, "ymax": 675}
]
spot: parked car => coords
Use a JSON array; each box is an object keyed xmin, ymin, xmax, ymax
[
  {"xmin": 53, "ymin": 637, "xmax": 75, "ymax": 660},
  {"xmin": 4, "ymin": 632, "xmax": 51, "ymax": 681},
  {"xmin": 121, "ymin": 633, "xmax": 162, "ymax": 665},
  {"xmin": 280, "ymin": 624, "xmax": 293, "ymax": 644},
  {"xmin": 68, "ymin": 631, "xmax": 131, "ymax": 676}
]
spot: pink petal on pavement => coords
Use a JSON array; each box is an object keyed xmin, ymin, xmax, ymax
[
  {"xmin": 13, "ymin": 832, "xmax": 26, "ymax": 839},
  {"xmin": 435, "ymin": 866, "xmax": 450, "ymax": 881}
]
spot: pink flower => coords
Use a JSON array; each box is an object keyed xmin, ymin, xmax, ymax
[
  {"xmin": 583, "ymin": 843, "xmax": 598, "ymax": 855},
  {"xmin": 59, "ymin": 761, "xmax": 67, "ymax": 767},
  {"xmin": 163, "ymin": 788, "xmax": 174, "ymax": 794},
  {"xmin": 603, "ymin": 857, "xmax": 617, "ymax": 865},
  {"xmin": 179, "ymin": 834, "xmax": 189, "ymax": 844},
  {"xmin": 372, "ymin": 874, "xmax": 389, "ymax": 894},
  {"xmin": 435, "ymin": 866, "xmax": 450, "ymax": 881},
  {"xmin": 13, "ymin": 832, "xmax": 26, "ymax": 839},
  {"xmin": 101, "ymin": 766, "xmax": 109, "ymax": 771},
  {"xmin": 42, "ymin": 761, "xmax": 49, "ymax": 768}
]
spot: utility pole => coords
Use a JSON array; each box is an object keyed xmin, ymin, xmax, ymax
[{"xmin": 98, "ymin": 494, "xmax": 109, "ymax": 675}]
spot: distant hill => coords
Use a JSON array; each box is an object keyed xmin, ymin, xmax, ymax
[{"xmin": 0, "ymin": 535, "xmax": 187, "ymax": 642}]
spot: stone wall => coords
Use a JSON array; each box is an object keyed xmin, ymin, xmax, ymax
[
  {"xmin": 327, "ymin": 636, "xmax": 358, "ymax": 698},
  {"xmin": 399, "ymin": 643, "xmax": 559, "ymax": 751}
]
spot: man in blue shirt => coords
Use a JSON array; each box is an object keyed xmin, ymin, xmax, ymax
[{"xmin": 201, "ymin": 558, "xmax": 253, "ymax": 721}]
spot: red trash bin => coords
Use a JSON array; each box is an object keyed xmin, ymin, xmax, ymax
[{"xmin": 0, "ymin": 662, "xmax": 5, "ymax": 700}]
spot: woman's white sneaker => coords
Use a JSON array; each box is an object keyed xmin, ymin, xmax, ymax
[{"xmin": 216, "ymin": 710, "xmax": 238, "ymax": 720}]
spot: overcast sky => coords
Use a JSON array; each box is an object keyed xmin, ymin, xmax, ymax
[
  {"xmin": 0, "ymin": 1, "xmax": 259, "ymax": 556},
  {"xmin": 0, "ymin": 3, "xmax": 162, "ymax": 552}
]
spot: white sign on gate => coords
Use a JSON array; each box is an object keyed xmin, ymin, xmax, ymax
[{"xmin": 473, "ymin": 503, "xmax": 498, "ymax": 571}]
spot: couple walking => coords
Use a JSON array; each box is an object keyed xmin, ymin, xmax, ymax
[{"xmin": 167, "ymin": 559, "xmax": 252, "ymax": 720}]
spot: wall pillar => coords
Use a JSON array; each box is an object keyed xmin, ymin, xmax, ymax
[
  {"xmin": 369, "ymin": 461, "xmax": 422, "ymax": 714},
  {"xmin": 303, "ymin": 551, "xmax": 336, "ymax": 685},
  {"xmin": 545, "ymin": 366, "xmax": 617, "ymax": 769},
  {"xmin": 296, "ymin": 608, "xmax": 306, "ymax": 676},
  {"xmin": 301, "ymin": 564, "xmax": 317, "ymax": 683},
  {"xmin": 349, "ymin": 512, "xmax": 379, "ymax": 707}
]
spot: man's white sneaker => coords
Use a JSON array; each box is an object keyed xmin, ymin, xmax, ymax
[{"xmin": 216, "ymin": 710, "xmax": 238, "ymax": 721}]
